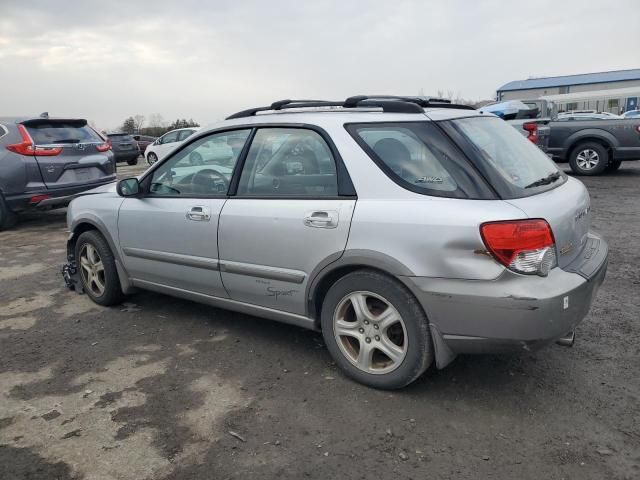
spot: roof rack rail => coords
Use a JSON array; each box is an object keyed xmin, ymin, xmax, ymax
[{"xmin": 226, "ymin": 95, "xmax": 475, "ymax": 120}]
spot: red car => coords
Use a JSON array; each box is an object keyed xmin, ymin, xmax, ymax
[{"xmin": 132, "ymin": 135, "xmax": 157, "ymax": 154}]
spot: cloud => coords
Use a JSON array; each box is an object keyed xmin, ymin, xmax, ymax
[{"xmin": 0, "ymin": 0, "xmax": 638, "ymax": 129}]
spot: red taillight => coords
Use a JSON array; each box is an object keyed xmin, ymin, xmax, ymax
[
  {"xmin": 523, "ymin": 122, "xmax": 538, "ymax": 143},
  {"xmin": 480, "ymin": 219, "xmax": 556, "ymax": 276},
  {"xmin": 96, "ymin": 142, "xmax": 111, "ymax": 152},
  {"xmin": 6, "ymin": 125, "xmax": 62, "ymax": 156}
]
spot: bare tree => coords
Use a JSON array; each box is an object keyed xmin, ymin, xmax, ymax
[
  {"xmin": 148, "ymin": 113, "xmax": 167, "ymax": 128},
  {"xmin": 133, "ymin": 115, "xmax": 145, "ymax": 133}
]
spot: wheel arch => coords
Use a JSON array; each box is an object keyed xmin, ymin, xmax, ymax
[
  {"xmin": 565, "ymin": 133, "xmax": 615, "ymax": 160},
  {"xmin": 306, "ymin": 250, "xmax": 416, "ymax": 327},
  {"xmin": 68, "ymin": 217, "xmax": 134, "ymax": 294}
]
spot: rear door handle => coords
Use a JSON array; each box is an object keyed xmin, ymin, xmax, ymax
[
  {"xmin": 304, "ymin": 210, "xmax": 338, "ymax": 229},
  {"xmin": 186, "ymin": 206, "xmax": 211, "ymax": 221}
]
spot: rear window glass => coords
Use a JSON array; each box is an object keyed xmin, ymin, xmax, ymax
[
  {"xmin": 448, "ymin": 116, "xmax": 565, "ymax": 196},
  {"xmin": 26, "ymin": 123, "xmax": 103, "ymax": 144},
  {"xmin": 347, "ymin": 122, "xmax": 492, "ymax": 199},
  {"xmin": 107, "ymin": 133, "xmax": 133, "ymax": 140}
]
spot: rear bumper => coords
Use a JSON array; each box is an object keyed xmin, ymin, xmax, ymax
[
  {"xmin": 112, "ymin": 151, "xmax": 140, "ymax": 162},
  {"xmin": 4, "ymin": 177, "xmax": 117, "ymax": 211},
  {"xmin": 401, "ymin": 232, "xmax": 608, "ymax": 361}
]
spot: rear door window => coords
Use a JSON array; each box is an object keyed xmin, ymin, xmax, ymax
[
  {"xmin": 25, "ymin": 122, "xmax": 103, "ymax": 144},
  {"xmin": 237, "ymin": 128, "xmax": 338, "ymax": 197},
  {"xmin": 347, "ymin": 122, "xmax": 494, "ymax": 199}
]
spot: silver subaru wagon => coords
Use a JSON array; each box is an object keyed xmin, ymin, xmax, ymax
[{"xmin": 63, "ymin": 96, "xmax": 608, "ymax": 389}]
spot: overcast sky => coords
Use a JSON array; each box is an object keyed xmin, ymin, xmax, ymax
[{"xmin": 1, "ymin": 0, "xmax": 638, "ymax": 129}]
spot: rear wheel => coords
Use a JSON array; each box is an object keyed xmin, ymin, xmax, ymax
[
  {"xmin": 127, "ymin": 157, "xmax": 138, "ymax": 166},
  {"xmin": 75, "ymin": 230, "xmax": 124, "ymax": 306},
  {"xmin": 147, "ymin": 152, "xmax": 158, "ymax": 165},
  {"xmin": 0, "ymin": 196, "xmax": 17, "ymax": 231},
  {"xmin": 569, "ymin": 142, "xmax": 609, "ymax": 175},
  {"xmin": 606, "ymin": 159, "xmax": 622, "ymax": 172},
  {"xmin": 320, "ymin": 270, "xmax": 433, "ymax": 389}
]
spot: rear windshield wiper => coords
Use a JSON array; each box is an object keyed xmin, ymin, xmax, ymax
[{"xmin": 525, "ymin": 171, "xmax": 562, "ymax": 189}]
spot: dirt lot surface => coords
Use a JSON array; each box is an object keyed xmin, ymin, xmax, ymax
[{"xmin": 1, "ymin": 161, "xmax": 639, "ymax": 480}]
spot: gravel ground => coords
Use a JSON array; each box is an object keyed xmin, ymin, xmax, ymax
[{"xmin": 0, "ymin": 161, "xmax": 638, "ymax": 480}]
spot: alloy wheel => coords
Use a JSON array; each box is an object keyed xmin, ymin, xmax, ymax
[
  {"xmin": 576, "ymin": 149, "xmax": 600, "ymax": 170},
  {"xmin": 79, "ymin": 243, "xmax": 106, "ymax": 296},
  {"xmin": 333, "ymin": 291, "xmax": 407, "ymax": 374}
]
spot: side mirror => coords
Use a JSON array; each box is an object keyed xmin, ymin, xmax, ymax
[{"xmin": 116, "ymin": 177, "xmax": 141, "ymax": 197}]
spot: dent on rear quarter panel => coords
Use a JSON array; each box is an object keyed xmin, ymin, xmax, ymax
[{"xmin": 346, "ymin": 197, "xmax": 526, "ymax": 280}]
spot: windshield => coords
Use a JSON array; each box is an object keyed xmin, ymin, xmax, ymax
[{"xmin": 448, "ymin": 116, "xmax": 565, "ymax": 197}]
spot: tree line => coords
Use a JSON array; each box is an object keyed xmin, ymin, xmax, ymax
[{"xmin": 119, "ymin": 114, "xmax": 200, "ymax": 137}]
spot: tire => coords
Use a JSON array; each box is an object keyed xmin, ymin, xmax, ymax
[
  {"xmin": 147, "ymin": 152, "xmax": 158, "ymax": 165},
  {"xmin": 75, "ymin": 230, "xmax": 125, "ymax": 306},
  {"xmin": 127, "ymin": 157, "xmax": 138, "ymax": 166},
  {"xmin": 605, "ymin": 159, "xmax": 622, "ymax": 172},
  {"xmin": 0, "ymin": 196, "xmax": 17, "ymax": 231},
  {"xmin": 320, "ymin": 270, "xmax": 433, "ymax": 389},
  {"xmin": 569, "ymin": 142, "xmax": 609, "ymax": 175}
]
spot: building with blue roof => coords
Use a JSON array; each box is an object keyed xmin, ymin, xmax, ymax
[{"xmin": 496, "ymin": 69, "xmax": 640, "ymax": 113}]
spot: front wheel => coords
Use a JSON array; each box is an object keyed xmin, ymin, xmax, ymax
[
  {"xmin": 75, "ymin": 230, "xmax": 124, "ymax": 306},
  {"xmin": 147, "ymin": 152, "xmax": 158, "ymax": 165},
  {"xmin": 569, "ymin": 142, "xmax": 609, "ymax": 175},
  {"xmin": 320, "ymin": 270, "xmax": 433, "ymax": 389}
]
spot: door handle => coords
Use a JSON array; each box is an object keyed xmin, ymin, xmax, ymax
[
  {"xmin": 186, "ymin": 206, "xmax": 211, "ymax": 221},
  {"xmin": 304, "ymin": 210, "xmax": 338, "ymax": 229}
]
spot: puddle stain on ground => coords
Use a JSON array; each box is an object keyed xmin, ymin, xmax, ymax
[
  {"xmin": 0, "ymin": 289, "xmax": 59, "ymax": 316},
  {"xmin": 0, "ymin": 350, "xmax": 247, "ymax": 480}
]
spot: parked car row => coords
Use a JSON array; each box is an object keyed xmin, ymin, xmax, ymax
[
  {"xmin": 0, "ymin": 115, "xmax": 116, "ymax": 229},
  {"xmin": 0, "ymin": 112, "xmax": 213, "ymax": 229},
  {"xmin": 61, "ymin": 96, "xmax": 608, "ymax": 389}
]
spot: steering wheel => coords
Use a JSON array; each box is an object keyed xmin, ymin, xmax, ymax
[{"xmin": 189, "ymin": 169, "xmax": 229, "ymax": 193}]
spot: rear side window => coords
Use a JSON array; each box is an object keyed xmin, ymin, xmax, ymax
[
  {"xmin": 447, "ymin": 116, "xmax": 565, "ymax": 197},
  {"xmin": 107, "ymin": 134, "xmax": 133, "ymax": 141},
  {"xmin": 347, "ymin": 122, "xmax": 493, "ymax": 199},
  {"xmin": 0, "ymin": 125, "xmax": 7, "ymax": 140},
  {"xmin": 25, "ymin": 122, "xmax": 103, "ymax": 144}
]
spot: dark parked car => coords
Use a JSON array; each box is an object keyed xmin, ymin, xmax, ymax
[
  {"xmin": 106, "ymin": 133, "xmax": 139, "ymax": 165},
  {"xmin": 547, "ymin": 117, "xmax": 640, "ymax": 174},
  {"xmin": 132, "ymin": 134, "xmax": 156, "ymax": 155},
  {"xmin": 0, "ymin": 116, "xmax": 116, "ymax": 230}
]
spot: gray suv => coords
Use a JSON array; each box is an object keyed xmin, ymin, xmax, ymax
[
  {"xmin": 63, "ymin": 97, "xmax": 608, "ymax": 389},
  {"xmin": 0, "ymin": 116, "xmax": 116, "ymax": 230}
]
